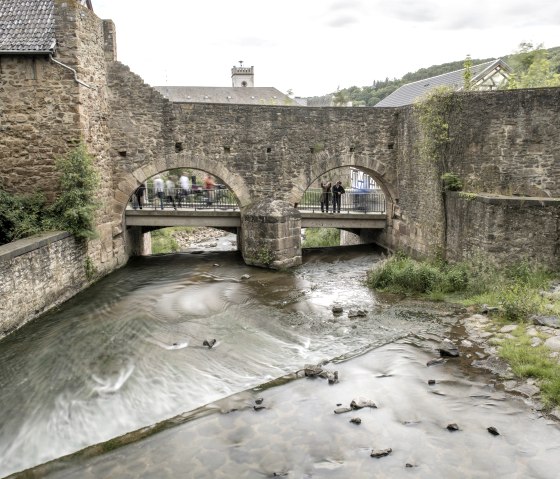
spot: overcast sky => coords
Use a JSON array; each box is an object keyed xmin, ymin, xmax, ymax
[{"xmin": 93, "ymin": 0, "xmax": 560, "ymax": 98}]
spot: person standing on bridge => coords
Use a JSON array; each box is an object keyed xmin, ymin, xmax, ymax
[
  {"xmin": 165, "ymin": 177, "xmax": 177, "ymax": 210},
  {"xmin": 332, "ymin": 181, "xmax": 345, "ymax": 213},
  {"xmin": 320, "ymin": 179, "xmax": 332, "ymax": 213},
  {"xmin": 153, "ymin": 175, "xmax": 164, "ymax": 210},
  {"xmin": 134, "ymin": 183, "xmax": 146, "ymax": 209},
  {"xmin": 178, "ymin": 172, "xmax": 190, "ymax": 207},
  {"xmin": 203, "ymin": 174, "xmax": 216, "ymax": 206}
]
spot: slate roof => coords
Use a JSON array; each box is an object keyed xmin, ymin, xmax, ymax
[
  {"xmin": 153, "ymin": 86, "xmax": 297, "ymax": 106},
  {"xmin": 0, "ymin": 0, "xmax": 56, "ymax": 53},
  {"xmin": 375, "ymin": 59, "xmax": 510, "ymax": 107}
]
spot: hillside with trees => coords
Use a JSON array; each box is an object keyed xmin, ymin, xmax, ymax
[{"xmin": 318, "ymin": 44, "xmax": 560, "ymax": 107}]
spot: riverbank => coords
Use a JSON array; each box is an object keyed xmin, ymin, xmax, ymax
[{"xmin": 458, "ymin": 308, "xmax": 560, "ymax": 420}]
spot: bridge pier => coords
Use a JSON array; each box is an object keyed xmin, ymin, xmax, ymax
[
  {"xmin": 240, "ymin": 200, "xmax": 302, "ymax": 270},
  {"xmin": 126, "ymin": 226, "xmax": 152, "ymax": 256}
]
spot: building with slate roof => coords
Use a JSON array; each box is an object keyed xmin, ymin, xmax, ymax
[
  {"xmin": 0, "ymin": 0, "xmax": 93, "ymax": 54},
  {"xmin": 154, "ymin": 63, "xmax": 296, "ymax": 106},
  {"xmin": 375, "ymin": 59, "xmax": 511, "ymax": 107},
  {"xmin": 0, "ymin": 0, "xmax": 56, "ymax": 54}
]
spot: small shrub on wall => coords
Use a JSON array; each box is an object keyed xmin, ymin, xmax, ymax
[{"xmin": 45, "ymin": 143, "xmax": 100, "ymax": 240}]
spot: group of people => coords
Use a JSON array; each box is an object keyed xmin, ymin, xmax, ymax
[
  {"xmin": 320, "ymin": 179, "xmax": 345, "ymax": 213},
  {"xmin": 132, "ymin": 172, "xmax": 217, "ymax": 210}
]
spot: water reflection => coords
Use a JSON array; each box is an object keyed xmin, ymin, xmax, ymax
[{"xmin": 1, "ymin": 245, "xmax": 559, "ymax": 478}]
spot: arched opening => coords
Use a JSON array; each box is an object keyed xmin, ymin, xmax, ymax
[
  {"xmin": 124, "ymin": 168, "xmax": 242, "ymax": 255},
  {"xmin": 296, "ymin": 166, "xmax": 388, "ymax": 249},
  {"xmin": 128, "ymin": 168, "xmax": 239, "ymax": 212}
]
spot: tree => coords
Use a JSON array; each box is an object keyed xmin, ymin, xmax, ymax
[
  {"xmin": 505, "ymin": 43, "xmax": 560, "ymax": 89},
  {"xmin": 332, "ymin": 88, "xmax": 349, "ymax": 106}
]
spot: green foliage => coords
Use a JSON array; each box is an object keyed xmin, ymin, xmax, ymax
[
  {"xmin": 458, "ymin": 192, "xmax": 477, "ymax": 201},
  {"xmin": 332, "ymin": 89, "xmax": 349, "ymax": 106},
  {"xmin": 367, "ymin": 254, "xmax": 554, "ymax": 316},
  {"xmin": 441, "ymin": 173, "xmax": 463, "ymax": 191},
  {"xmin": 255, "ymin": 246, "xmax": 274, "ymax": 266},
  {"xmin": 413, "ymin": 86, "xmax": 455, "ymax": 165},
  {"xmin": 46, "ymin": 144, "xmax": 100, "ymax": 240},
  {"xmin": 500, "ymin": 329, "xmax": 560, "ymax": 407},
  {"xmin": 302, "ymin": 228, "xmax": 340, "ymax": 248},
  {"xmin": 505, "ymin": 43, "xmax": 560, "ymax": 89},
  {"xmin": 151, "ymin": 228, "xmax": 180, "ymax": 254},
  {"xmin": 500, "ymin": 284, "xmax": 542, "ymax": 322},
  {"xmin": 367, "ymin": 253, "xmax": 469, "ymax": 295},
  {"xmin": 84, "ymin": 256, "xmax": 97, "ymax": 281},
  {"xmin": 317, "ymin": 45, "xmax": 560, "ymax": 107},
  {"xmin": 463, "ymin": 55, "xmax": 473, "ymax": 91},
  {"xmin": 0, "ymin": 186, "xmax": 47, "ymax": 244}
]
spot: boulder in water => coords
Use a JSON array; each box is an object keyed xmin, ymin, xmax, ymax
[
  {"xmin": 203, "ymin": 339, "xmax": 217, "ymax": 348},
  {"xmin": 438, "ymin": 339, "xmax": 460, "ymax": 357},
  {"xmin": 370, "ymin": 448, "xmax": 392, "ymax": 458},
  {"xmin": 427, "ymin": 358, "xmax": 446, "ymax": 367},
  {"xmin": 350, "ymin": 397, "xmax": 377, "ymax": 409}
]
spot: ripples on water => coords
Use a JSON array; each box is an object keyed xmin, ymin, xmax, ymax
[{"xmin": 1, "ymin": 245, "xmax": 559, "ymax": 478}]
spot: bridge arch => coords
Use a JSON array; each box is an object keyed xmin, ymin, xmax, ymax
[
  {"xmin": 289, "ymin": 151, "xmax": 398, "ymax": 205},
  {"xmin": 117, "ymin": 155, "xmax": 251, "ymax": 212}
]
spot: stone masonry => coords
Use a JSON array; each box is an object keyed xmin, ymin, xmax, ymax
[
  {"xmin": 0, "ymin": 232, "xmax": 89, "ymax": 338},
  {"xmin": 0, "ymin": 1, "xmax": 559, "ymax": 334}
]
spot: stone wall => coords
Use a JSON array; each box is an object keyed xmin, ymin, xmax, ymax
[
  {"xmin": 445, "ymin": 192, "xmax": 560, "ymax": 269},
  {"xmin": 446, "ymin": 88, "xmax": 560, "ymax": 198},
  {"xmin": 0, "ymin": 232, "xmax": 89, "ymax": 339},
  {"xmin": 1, "ymin": 0, "xmax": 560, "ymax": 314},
  {"xmin": 0, "ymin": 1, "xmax": 125, "ymax": 275}
]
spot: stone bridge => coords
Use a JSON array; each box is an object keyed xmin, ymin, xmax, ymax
[{"xmin": 1, "ymin": 1, "xmax": 559, "ymax": 274}]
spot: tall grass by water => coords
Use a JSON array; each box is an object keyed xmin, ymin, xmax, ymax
[{"xmin": 367, "ymin": 253, "xmax": 560, "ymax": 406}]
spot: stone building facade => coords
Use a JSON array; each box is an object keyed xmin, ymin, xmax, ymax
[{"xmin": 0, "ymin": 0, "xmax": 559, "ymax": 311}]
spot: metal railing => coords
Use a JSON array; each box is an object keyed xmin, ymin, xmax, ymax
[
  {"xmin": 297, "ymin": 189, "xmax": 386, "ymax": 214},
  {"xmin": 129, "ymin": 186, "xmax": 240, "ymax": 211},
  {"xmin": 128, "ymin": 187, "xmax": 386, "ymax": 214}
]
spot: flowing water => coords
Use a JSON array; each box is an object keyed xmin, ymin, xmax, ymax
[{"xmin": 1, "ymin": 245, "xmax": 559, "ymax": 478}]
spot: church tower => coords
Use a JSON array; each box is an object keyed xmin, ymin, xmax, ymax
[{"xmin": 231, "ymin": 61, "xmax": 254, "ymax": 87}]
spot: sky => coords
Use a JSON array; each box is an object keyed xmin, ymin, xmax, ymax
[{"xmin": 92, "ymin": 0, "xmax": 560, "ymax": 98}]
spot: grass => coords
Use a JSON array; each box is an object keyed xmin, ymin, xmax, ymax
[
  {"xmin": 302, "ymin": 228, "xmax": 340, "ymax": 248},
  {"xmin": 367, "ymin": 253, "xmax": 556, "ymax": 321},
  {"xmin": 367, "ymin": 252, "xmax": 560, "ymax": 407},
  {"xmin": 151, "ymin": 227, "xmax": 183, "ymax": 254},
  {"xmin": 500, "ymin": 327, "xmax": 560, "ymax": 407}
]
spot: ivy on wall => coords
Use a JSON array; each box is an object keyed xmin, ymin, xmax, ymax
[{"xmin": 413, "ymin": 85, "xmax": 456, "ymax": 169}]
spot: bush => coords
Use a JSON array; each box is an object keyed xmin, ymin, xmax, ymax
[
  {"xmin": 0, "ymin": 187, "xmax": 46, "ymax": 244},
  {"xmin": 441, "ymin": 172, "xmax": 463, "ymax": 191},
  {"xmin": 367, "ymin": 254, "xmax": 458, "ymax": 294},
  {"xmin": 46, "ymin": 144, "xmax": 100, "ymax": 239},
  {"xmin": 499, "ymin": 283, "xmax": 542, "ymax": 322}
]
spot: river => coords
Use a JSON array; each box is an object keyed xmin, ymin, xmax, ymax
[{"xmin": 1, "ymin": 244, "xmax": 559, "ymax": 478}]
